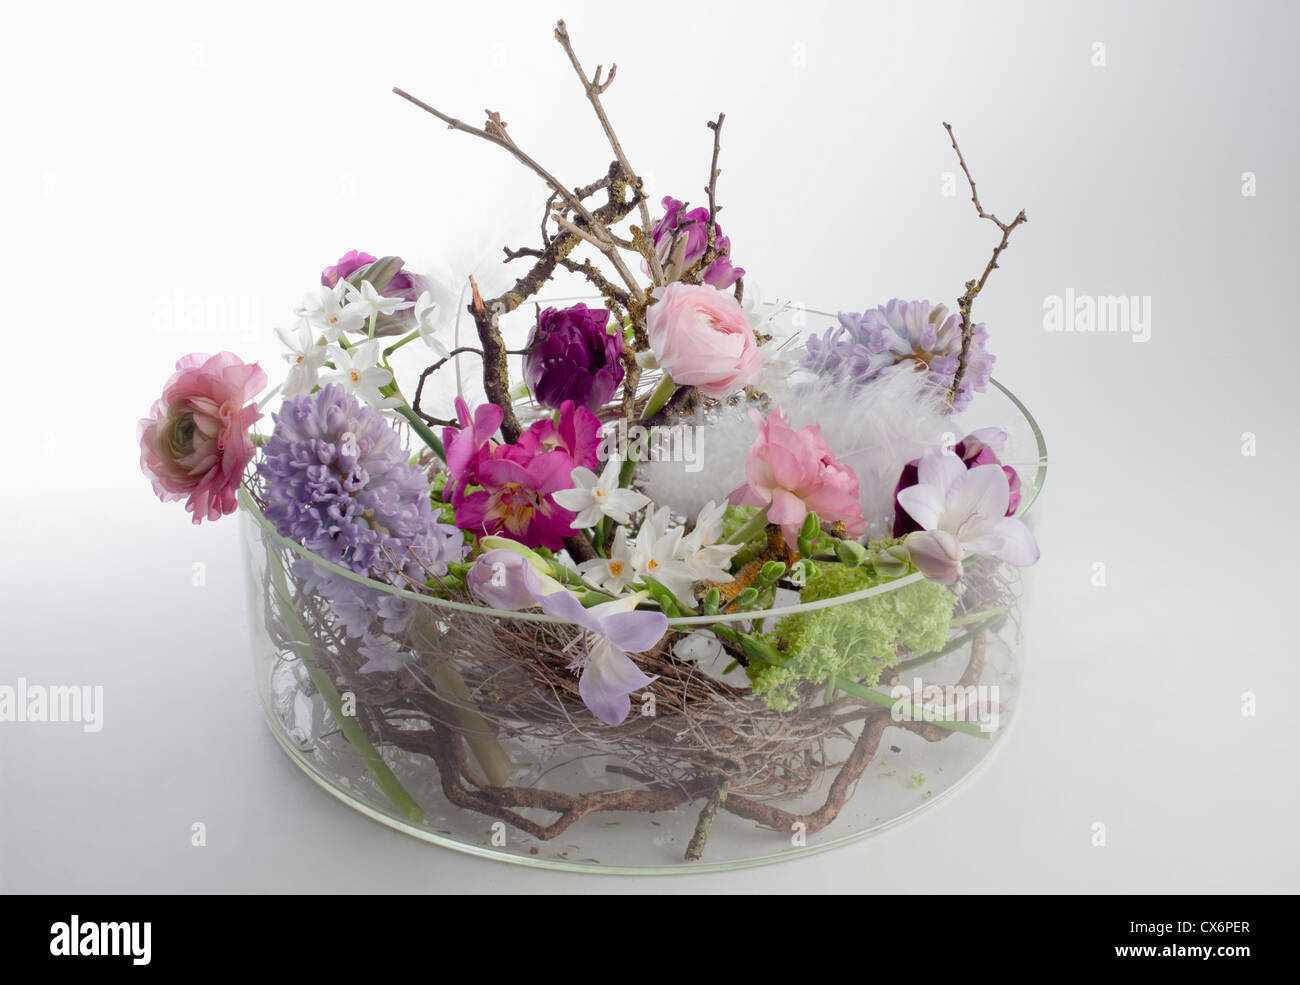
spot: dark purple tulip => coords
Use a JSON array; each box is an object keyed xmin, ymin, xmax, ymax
[
  {"xmin": 524, "ymin": 303, "xmax": 625, "ymax": 412},
  {"xmin": 893, "ymin": 428, "xmax": 1023, "ymax": 537}
]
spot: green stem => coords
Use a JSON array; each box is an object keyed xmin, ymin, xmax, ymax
[
  {"xmin": 897, "ymin": 618, "xmax": 999, "ymax": 673},
  {"xmin": 640, "ymin": 373, "xmax": 677, "ymax": 420},
  {"xmin": 383, "ymin": 329, "xmax": 421, "ymax": 357},
  {"xmin": 394, "ymin": 404, "xmax": 446, "ymax": 462},
  {"xmin": 266, "ymin": 551, "xmax": 425, "ymax": 822},
  {"xmin": 833, "ymin": 676, "xmax": 991, "ymax": 739},
  {"xmin": 949, "ymin": 605, "xmax": 1007, "ymax": 628},
  {"xmin": 723, "ymin": 506, "xmax": 770, "ymax": 546}
]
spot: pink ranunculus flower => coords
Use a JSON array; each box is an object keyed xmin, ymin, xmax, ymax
[
  {"xmin": 728, "ymin": 407, "xmax": 867, "ymax": 548},
  {"xmin": 138, "ymin": 352, "xmax": 267, "ymax": 524},
  {"xmin": 646, "ymin": 282, "xmax": 763, "ymax": 399}
]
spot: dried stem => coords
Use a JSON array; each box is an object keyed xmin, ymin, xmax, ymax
[
  {"xmin": 942, "ymin": 122, "xmax": 1028, "ymax": 406},
  {"xmin": 468, "ymin": 276, "xmax": 523, "ymax": 442},
  {"xmin": 703, "ymin": 114, "xmax": 725, "ymax": 265},
  {"xmin": 554, "ymin": 19, "xmax": 666, "ymax": 287}
]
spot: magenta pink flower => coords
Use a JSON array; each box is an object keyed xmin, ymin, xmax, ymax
[
  {"xmin": 138, "ymin": 352, "xmax": 267, "ymax": 524},
  {"xmin": 456, "ymin": 452, "xmax": 580, "ymax": 550},
  {"xmin": 646, "ymin": 283, "xmax": 763, "ymax": 399},
  {"xmin": 505, "ymin": 400, "xmax": 602, "ymax": 470},
  {"xmin": 729, "ymin": 407, "xmax": 867, "ymax": 548},
  {"xmin": 443, "ymin": 399, "xmax": 602, "ymax": 549}
]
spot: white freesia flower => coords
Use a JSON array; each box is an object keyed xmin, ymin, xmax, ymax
[
  {"xmin": 344, "ymin": 279, "xmax": 415, "ymax": 323},
  {"xmin": 576, "ymin": 526, "xmax": 639, "ymax": 595},
  {"xmin": 298, "ymin": 283, "xmax": 364, "ymax": 341},
  {"xmin": 319, "ymin": 340, "xmax": 398, "ymax": 410},
  {"xmin": 275, "ymin": 320, "xmax": 327, "ymax": 397},
  {"xmin": 413, "ymin": 291, "xmax": 448, "ymax": 358},
  {"xmin": 552, "ymin": 457, "xmax": 651, "ymax": 528}
]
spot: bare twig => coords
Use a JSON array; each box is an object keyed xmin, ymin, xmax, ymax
[
  {"xmin": 553, "ymin": 19, "xmax": 666, "ymax": 287},
  {"xmin": 941, "ymin": 122, "xmax": 1027, "ymax": 406},
  {"xmin": 467, "ymin": 276, "xmax": 522, "ymax": 442},
  {"xmin": 413, "ymin": 346, "xmax": 485, "ymax": 423},
  {"xmin": 703, "ymin": 113, "xmax": 725, "ymax": 265}
]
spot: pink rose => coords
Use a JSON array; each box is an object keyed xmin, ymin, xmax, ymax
[
  {"xmin": 138, "ymin": 352, "xmax": 267, "ymax": 524},
  {"xmin": 646, "ymin": 283, "xmax": 763, "ymax": 399},
  {"xmin": 729, "ymin": 407, "xmax": 867, "ymax": 548}
]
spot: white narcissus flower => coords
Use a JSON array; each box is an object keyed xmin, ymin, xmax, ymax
[
  {"xmin": 413, "ymin": 291, "xmax": 449, "ymax": 358},
  {"xmin": 552, "ymin": 457, "xmax": 651, "ymax": 528},
  {"xmin": 576, "ymin": 526, "xmax": 638, "ymax": 595},
  {"xmin": 674, "ymin": 500, "xmax": 742, "ymax": 583},
  {"xmin": 275, "ymin": 320, "xmax": 327, "ymax": 397},
  {"xmin": 344, "ymin": 279, "xmax": 415, "ymax": 323},
  {"xmin": 319, "ymin": 340, "xmax": 398, "ymax": 410},
  {"xmin": 897, "ymin": 447, "xmax": 1039, "ymax": 584},
  {"xmin": 631, "ymin": 507, "xmax": 698, "ymax": 604},
  {"xmin": 298, "ymin": 283, "xmax": 364, "ymax": 341}
]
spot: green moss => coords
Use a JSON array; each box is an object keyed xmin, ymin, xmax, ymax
[{"xmin": 747, "ymin": 563, "xmax": 956, "ymax": 711}]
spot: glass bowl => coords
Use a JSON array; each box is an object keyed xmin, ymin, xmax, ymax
[{"xmin": 239, "ymin": 305, "xmax": 1048, "ymax": 873}]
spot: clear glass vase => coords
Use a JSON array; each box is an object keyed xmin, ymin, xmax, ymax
[{"xmin": 239, "ymin": 373, "xmax": 1046, "ymax": 873}]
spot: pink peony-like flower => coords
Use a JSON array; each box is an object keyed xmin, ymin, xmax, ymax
[
  {"xmin": 728, "ymin": 407, "xmax": 867, "ymax": 548},
  {"xmin": 646, "ymin": 283, "xmax": 763, "ymax": 399},
  {"xmin": 138, "ymin": 352, "xmax": 267, "ymax": 524}
]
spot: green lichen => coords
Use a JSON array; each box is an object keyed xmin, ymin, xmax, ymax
[{"xmin": 747, "ymin": 563, "xmax": 956, "ymax": 711}]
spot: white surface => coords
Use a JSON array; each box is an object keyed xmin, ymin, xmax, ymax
[{"xmin": 2, "ymin": 0, "xmax": 1298, "ymax": 892}]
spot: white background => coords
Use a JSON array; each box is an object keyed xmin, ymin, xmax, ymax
[{"xmin": 2, "ymin": 0, "xmax": 1297, "ymax": 892}]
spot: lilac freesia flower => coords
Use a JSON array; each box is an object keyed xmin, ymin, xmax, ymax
[
  {"xmin": 893, "ymin": 427, "xmax": 1022, "ymax": 536},
  {"xmin": 537, "ymin": 586, "xmax": 663, "ymax": 726},
  {"xmin": 803, "ymin": 300, "xmax": 995, "ymax": 409},
  {"xmin": 468, "ymin": 553, "xmax": 664, "ymax": 725},
  {"xmin": 897, "ymin": 447, "xmax": 1038, "ymax": 584},
  {"xmin": 648, "ymin": 196, "xmax": 745, "ymax": 289},
  {"xmin": 524, "ymin": 303, "xmax": 624, "ymax": 411}
]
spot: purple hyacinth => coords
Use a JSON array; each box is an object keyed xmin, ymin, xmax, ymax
[
  {"xmin": 802, "ymin": 299, "xmax": 995, "ymax": 409},
  {"xmin": 649, "ymin": 196, "xmax": 744, "ymax": 289},
  {"xmin": 258, "ymin": 384, "xmax": 463, "ymax": 583},
  {"xmin": 523, "ymin": 303, "xmax": 624, "ymax": 412}
]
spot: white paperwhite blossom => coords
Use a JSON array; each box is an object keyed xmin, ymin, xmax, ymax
[
  {"xmin": 413, "ymin": 291, "xmax": 449, "ymax": 358},
  {"xmin": 298, "ymin": 283, "xmax": 364, "ymax": 341},
  {"xmin": 344, "ymin": 279, "xmax": 415, "ymax": 323},
  {"xmin": 552, "ymin": 457, "xmax": 651, "ymax": 528},
  {"xmin": 674, "ymin": 500, "xmax": 741, "ymax": 583},
  {"xmin": 576, "ymin": 526, "xmax": 639, "ymax": 595},
  {"xmin": 631, "ymin": 507, "xmax": 698, "ymax": 604},
  {"xmin": 275, "ymin": 320, "xmax": 328, "ymax": 397},
  {"xmin": 319, "ymin": 340, "xmax": 398, "ymax": 410}
]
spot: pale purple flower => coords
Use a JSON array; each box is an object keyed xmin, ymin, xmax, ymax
[
  {"xmin": 535, "ymin": 586, "xmax": 664, "ymax": 727},
  {"xmin": 467, "ymin": 555, "xmax": 665, "ymax": 725},
  {"xmin": 897, "ymin": 447, "xmax": 1038, "ymax": 584},
  {"xmin": 259, "ymin": 384, "xmax": 464, "ymax": 584},
  {"xmin": 467, "ymin": 548, "xmax": 541, "ymax": 610},
  {"xmin": 803, "ymin": 299, "xmax": 995, "ymax": 409}
]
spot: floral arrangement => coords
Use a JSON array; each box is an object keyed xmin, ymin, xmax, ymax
[{"xmin": 139, "ymin": 21, "xmax": 1041, "ymax": 862}]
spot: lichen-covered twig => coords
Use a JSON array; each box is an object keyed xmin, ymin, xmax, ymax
[{"xmin": 942, "ymin": 122, "xmax": 1028, "ymax": 406}]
